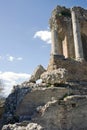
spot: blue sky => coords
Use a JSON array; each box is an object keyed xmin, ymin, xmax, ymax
[{"xmin": 0, "ymin": 0, "xmax": 87, "ymax": 96}]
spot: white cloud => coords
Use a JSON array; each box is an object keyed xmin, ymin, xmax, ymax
[
  {"xmin": 8, "ymin": 56, "xmax": 14, "ymax": 62},
  {"xmin": 34, "ymin": 30, "xmax": 51, "ymax": 44},
  {"xmin": 17, "ymin": 57, "xmax": 23, "ymax": 61},
  {"xmin": 0, "ymin": 72, "xmax": 30, "ymax": 97},
  {"xmin": 7, "ymin": 55, "xmax": 23, "ymax": 62}
]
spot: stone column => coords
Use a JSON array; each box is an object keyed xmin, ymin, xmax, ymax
[
  {"xmin": 71, "ymin": 8, "xmax": 84, "ymax": 61},
  {"xmin": 51, "ymin": 28, "xmax": 59, "ymax": 55},
  {"xmin": 49, "ymin": 14, "xmax": 65, "ymax": 60}
]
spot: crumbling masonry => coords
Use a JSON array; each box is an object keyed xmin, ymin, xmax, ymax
[{"xmin": 49, "ymin": 6, "xmax": 87, "ymax": 61}]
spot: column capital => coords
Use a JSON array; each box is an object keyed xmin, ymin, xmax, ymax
[
  {"xmin": 70, "ymin": 7, "xmax": 79, "ymax": 19},
  {"xmin": 71, "ymin": 7, "xmax": 79, "ymax": 12},
  {"xmin": 71, "ymin": 7, "xmax": 76, "ymax": 11}
]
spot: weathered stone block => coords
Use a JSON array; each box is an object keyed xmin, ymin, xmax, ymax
[
  {"xmin": 41, "ymin": 68, "xmax": 68, "ymax": 84},
  {"xmin": 29, "ymin": 65, "xmax": 46, "ymax": 83}
]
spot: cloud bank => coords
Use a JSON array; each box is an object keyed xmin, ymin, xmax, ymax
[
  {"xmin": 34, "ymin": 30, "xmax": 51, "ymax": 44},
  {"xmin": 0, "ymin": 72, "xmax": 30, "ymax": 97}
]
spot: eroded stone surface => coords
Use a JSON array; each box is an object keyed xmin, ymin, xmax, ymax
[
  {"xmin": 2, "ymin": 122, "xmax": 43, "ymax": 130},
  {"xmin": 0, "ymin": 98, "xmax": 5, "ymax": 119},
  {"xmin": 2, "ymin": 95, "xmax": 87, "ymax": 130},
  {"xmin": 29, "ymin": 65, "xmax": 46, "ymax": 83},
  {"xmin": 41, "ymin": 68, "xmax": 68, "ymax": 84},
  {"xmin": 48, "ymin": 56, "xmax": 87, "ymax": 82}
]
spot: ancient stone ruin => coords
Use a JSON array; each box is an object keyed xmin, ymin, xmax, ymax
[
  {"xmin": 0, "ymin": 6, "xmax": 87, "ymax": 130},
  {"xmin": 49, "ymin": 6, "xmax": 87, "ymax": 61}
]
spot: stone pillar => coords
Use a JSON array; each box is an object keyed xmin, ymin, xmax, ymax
[
  {"xmin": 71, "ymin": 8, "xmax": 84, "ymax": 61},
  {"xmin": 50, "ymin": 15, "xmax": 63, "ymax": 55},
  {"xmin": 51, "ymin": 29, "xmax": 59, "ymax": 55}
]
